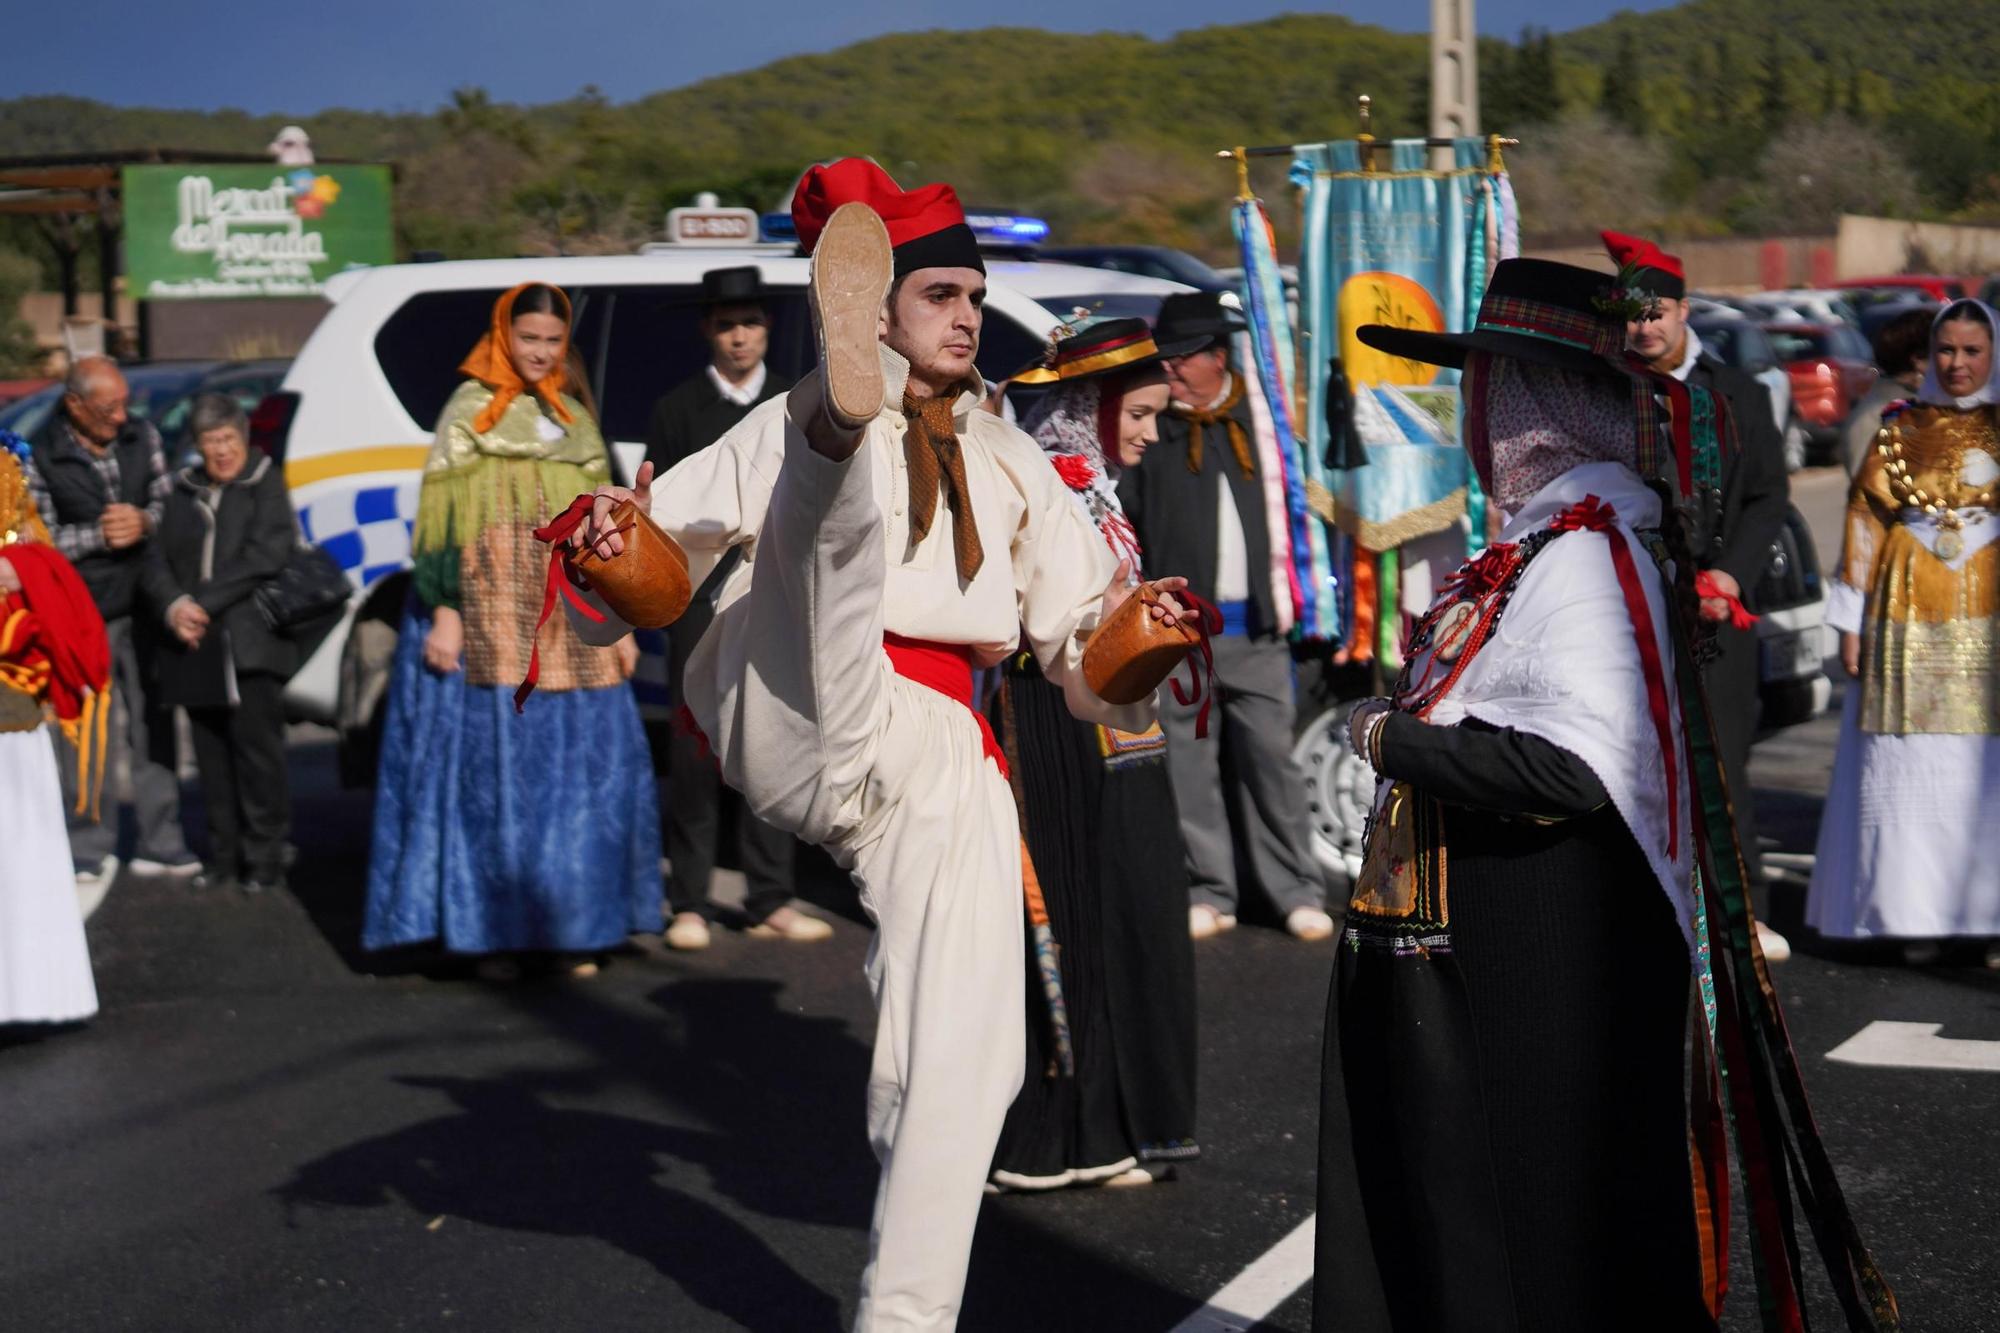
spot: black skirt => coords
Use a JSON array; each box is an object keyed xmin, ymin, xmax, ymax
[
  {"xmin": 1315, "ymin": 803, "xmax": 1712, "ymax": 1333},
  {"xmin": 988, "ymin": 661, "xmax": 1199, "ymax": 1183}
]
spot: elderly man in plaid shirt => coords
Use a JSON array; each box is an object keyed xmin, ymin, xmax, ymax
[{"xmin": 25, "ymin": 357, "xmax": 199, "ymax": 905}]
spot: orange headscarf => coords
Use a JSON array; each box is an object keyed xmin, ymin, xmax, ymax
[{"xmin": 458, "ymin": 282, "xmax": 577, "ymax": 435}]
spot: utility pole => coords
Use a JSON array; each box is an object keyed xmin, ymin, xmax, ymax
[{"xmin": 1430, "ymin": 0, "xmax": 1479, "ymax": 170}]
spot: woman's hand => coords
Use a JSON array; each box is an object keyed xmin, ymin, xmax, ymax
[
  {"xmin": 1101, "ymin": 560, "xmax": 1192, "ymax": 627},
  {"xmin": 424, "ymin": 606, "xmax": 465, "ymax": 675},
  {"xmin": 1840, "ymin": 631, "xmax": 1861, "ymax": 679},
  {"xmin": 576, "ymin": 460, "xmax": 655, "ymax": 560},
  {"xmin": 614, "ymin": 635, "xmax": 640, "ymax": 680},
  {"xmin": 1347, "ymin": 697, "xmax": 1394, "ymax": 766},
  {"xmin": 0, "ymin": 554, "xmax": 18, "ymax": 594}
]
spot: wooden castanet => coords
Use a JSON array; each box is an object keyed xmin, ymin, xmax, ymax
[
  {"xmin": 568, "ymin": 499, "xmax": 692, "ymax": 629},
  {"xmin": 1082, "ymin": 580, "xmax": 1199, "ymax": 704}
]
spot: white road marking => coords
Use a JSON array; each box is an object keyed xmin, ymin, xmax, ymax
[
  {"xmin": 1826, "ymin": 1021, "xmax": 2000, "ymax": 1073},
  {"xmin": 1170, "ymin": 1213, "xmax": 1317, "ymax": 1332}
]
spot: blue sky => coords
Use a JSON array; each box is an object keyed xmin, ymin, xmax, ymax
[{"xmin": 28, "ymin": 1, "xmax": 1676, "ymax": 114}]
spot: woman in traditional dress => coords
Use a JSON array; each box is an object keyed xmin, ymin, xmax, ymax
[
  {"xmin": 985, "ymin": 317, "xmax": 1202, "ymax": 1191},
  {"xmin": 365, "ymin": 283, "xmax": 661, "ymax": 979},
  {"xmin": 1809, "ymin": 299, "xmax": 2000, "ymax": 966},
  {"xmin": 1314, "ymin": 261, "xmax": 1895, "ymax": 1332},
  {"xmin": 0, "ymin": 434, "xmax": 103, "ymax": 1029}
]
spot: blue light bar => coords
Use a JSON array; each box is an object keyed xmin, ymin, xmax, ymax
[
  {"xmin": 966, "ymin": 213, "xmax": 1050, "ymax": 246},
  {"xmin": 760, "ymin": 212, "xmax": 798, "ymax": 243}
]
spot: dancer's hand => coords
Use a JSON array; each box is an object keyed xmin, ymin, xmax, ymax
[
  {"xmin": 0, "ymin": 554, "xmax": 17, "ymax": 594},
  {"xmin": 576, "ymin": 461, "xmax": 656, "ymax": 560},
  {"xmin": 424, "ymin": 606, "xmax": 464, "ymax": 675},
  {"xmin": 166, "ymin": 596, "xmax": 208, "ymax": 647},
  {"xmin": 1840, "ymin": 631, "xmax": 1860, "ymax": 679},
  {"xmin": 614, "ymin": 635, "xmax": 639, "ymax": 680},
  {"xmin": 1102, "ymin": 561, "xmax": 1191, "ymax": 627}
]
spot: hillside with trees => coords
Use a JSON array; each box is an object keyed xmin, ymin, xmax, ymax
[{"xmin": 3, "ymin": 0, "xmax": 1998, "ymax": 270}]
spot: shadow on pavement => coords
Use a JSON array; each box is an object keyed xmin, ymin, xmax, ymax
[
  {"xmin": 276, "ymin": 1070, "xmax": 845, "ymax": 1330},
  {"xmin": 276, "ymin": 973, "xmax": 873, "ymax": 1329}
]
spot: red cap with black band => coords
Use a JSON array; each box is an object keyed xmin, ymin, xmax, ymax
[{"xmin": 791, "ymin": 158, "xmax": 985, "ymax": 277}]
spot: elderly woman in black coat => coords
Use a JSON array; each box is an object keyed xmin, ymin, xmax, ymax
[{"xmin": 142, "ymin": 394, "xmax": 298, "ymax": 893}]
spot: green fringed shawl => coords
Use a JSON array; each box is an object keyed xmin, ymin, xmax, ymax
[{"xmin": 410, "ymin": 382, "xmax": 610, "ymax": 609}]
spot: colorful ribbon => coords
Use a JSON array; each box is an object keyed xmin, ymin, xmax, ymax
[
  {"xmin": 1549, "ymin": 495, "xmax": 1679, "ymax": 859},
  {"xmin": 515, "ymin": 493, "xmax": 608, "ymax": 713}
]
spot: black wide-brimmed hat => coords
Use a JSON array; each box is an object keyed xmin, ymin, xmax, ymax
[
  {"xmin": 1010, "ymin": 315, "xmax": 1205, "ymax": 385},
  {"xmin": 1356, "ymin": 259, "xmax": 1643, "ymax": 376},
  {"xmin": 1153, "ymin": 291, "xmax": 1247, "ymax": 355},
  {"xmin": 700, "ymin": 265, "xmax": 765, "ymax": 307}
]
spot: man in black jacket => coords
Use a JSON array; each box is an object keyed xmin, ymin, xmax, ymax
[
  {"xmin": 1608, "ymin": 232, "xmax": 1792, "ymax": 958},
  {"xmin": 1119, "ymin": 293, "xmax": 1330, "ymax": 943},
  {"xmin": 26, "ymin": 357, "xmax": 198, "ymax": 899},
  {"xmin": 641, "ymin": 267, "xmax": 822, "ymax": 951}
]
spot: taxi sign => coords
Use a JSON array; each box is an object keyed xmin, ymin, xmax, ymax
[{"xmin": 666, "ymin": 206, "xmax": 761, "ymax": 246}]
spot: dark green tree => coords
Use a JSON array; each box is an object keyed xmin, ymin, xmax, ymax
[
  {"xmin": 1599, "ymin": 30, "xmax": 1646, "ymax": 134},
  {"xmin": 1759, "ymin": 34, "xmax": 1789, "ymax": 132}
]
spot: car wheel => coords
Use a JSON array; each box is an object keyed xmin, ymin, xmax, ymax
[
  {"xmin": 1782, "ymin": 414, "xmax": 1809, "ymax": 473},
  {"xmin": 1291, "ymin": 700, "xmax": 1374, "ymax": 890}
]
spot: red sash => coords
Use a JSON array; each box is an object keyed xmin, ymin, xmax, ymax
[{"xmin": 882, "ymin": 632, "xmax": 1007, "ymax": 778}]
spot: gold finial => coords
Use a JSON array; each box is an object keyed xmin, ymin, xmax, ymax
[
  {"xmin": 1357, "ymin": 94, "xmax": 1377, "ymax": 174},
  {"xmin": 1486, "ymin": 132, "xmax": 1507, "ymax": 174},
  {"xmin": 1231, "ymin": 146, "xmax": 1252, "ymax": 202}
]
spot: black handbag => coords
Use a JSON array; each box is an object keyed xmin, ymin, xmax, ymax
[{"xmin": 255, "ymin": 542, "xmax": 351, "ymax": 631}]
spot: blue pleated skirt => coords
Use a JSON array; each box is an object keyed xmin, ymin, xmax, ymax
[{"xmin": 363, "ymin": 605, "xmax": 663, "ymax": 954}]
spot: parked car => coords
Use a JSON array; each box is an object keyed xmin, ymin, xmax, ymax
[
  {"xmin": 1857, "ymin": 297, "xmax": 1942, "ymax": 346},
  {"xmin": 0, "ymin": 360, "xmax": 225, "ymax": 443},
  {"xmin": 1763, "ymin": 322, "xmax": 1878, "ymax": 463},
  {"xmin": 1737, "ymin": 289, "xmax": 1862, "ymax": 328},
  {"xmin": 1288, "ymin": 501, "xmax": 1835, "ymax": 885},
  {"xmin": 1835, "ymin": 275, "xmax": 1965, "ymax": 304},
  {"xmin": 1036, "ymin": 245, "xmax": 1233, "ymax": 293},
  {"xmin": 263, "ymin": 251, "xmax": 1190, "ymax": 782},
  {"xmin": 1690, "ymin": 315, "xmax": 1807, "ymax": 471},
  {"xmin": 153, "ymin": 358, "xmax": 292, "ymax": 463}
]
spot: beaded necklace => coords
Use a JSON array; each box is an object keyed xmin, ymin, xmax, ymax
[{"xmin": 1877, "ymin": 408, "xmax": 2000, "ymax": 560}]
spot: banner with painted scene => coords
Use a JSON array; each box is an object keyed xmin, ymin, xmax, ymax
[
  {"xmin": 1289, "ymin": 137, "xmax": 1517, "ymax": 663},
  {"xmin": 123, "ymin": 163, "xmax": 394, "ymax": 300}
]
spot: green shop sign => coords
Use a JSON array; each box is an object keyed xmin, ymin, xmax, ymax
[{"xmin": 121, "ymin": 163, "xmax": 394, "ymax": 300}]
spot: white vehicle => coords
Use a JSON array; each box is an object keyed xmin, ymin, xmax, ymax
[
  {"xmin": 264, "ymin": 248, "xmax": 1189, "ymax": 780},
  {"xmin": 1741, "ymin": 289, "xmax": 1862, "ymax": 328}
]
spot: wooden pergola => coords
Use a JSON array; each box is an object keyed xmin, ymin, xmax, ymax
[
  {"xmin": 0, "ymin": 148, "xmax": 386, "ymax": 355},
  {"xmin": 0, "ymin": 149, "xmax": 287, "ymax": 334}
]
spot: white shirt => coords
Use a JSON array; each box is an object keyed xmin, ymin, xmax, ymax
[
  {"xmin": 1665, "ymin": 326, "xmax": 1703, "ymax": 383},
  {"xmin": 1189, "ymin": 382, "xmax": 1252, "ymax": 603},
  {"xmin": 707, "ymin": 361, "xmax": 767, "ymax": 407},
  {"xmin": 571, "ymin": 343, "xmax": 1152, "ymax": 735}
]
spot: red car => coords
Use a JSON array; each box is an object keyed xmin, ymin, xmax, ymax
[{"xmin": 1763, "ymin": 322, "xmax": 1878, "ymax": 458}]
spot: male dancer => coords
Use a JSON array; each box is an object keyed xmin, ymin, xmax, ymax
[
  {"xmin": 1607, "ymin": 231, "xmax": 1791, "ymax": 959},
  {"xmin": 569, "ymin": 159, "xmax": 1192, "ymax": 1330}
]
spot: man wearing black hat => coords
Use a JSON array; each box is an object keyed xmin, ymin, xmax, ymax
[
  {"xmin": 1605, "ymin": 231, "xmax": 1791, "ymax": 960},
  {"xmin": 640, "ymin": 266, "xmax": 822, "ymax": 951},
  {"xmin": 1119, "ymin": 292, "xmax": 1330, "ymax": 944}
]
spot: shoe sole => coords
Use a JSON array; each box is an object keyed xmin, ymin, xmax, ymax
[{"xmin": 811, "ymin": 203, "xmax": 892, "ymax": 429}]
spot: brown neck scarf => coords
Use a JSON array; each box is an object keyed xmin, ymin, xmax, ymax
[
  {"xmin": 903, "ymin": 389, "xmax": 985, "ymax": 581},
  {"xmin": 1180, "ymin": 374, "xmax": 1255, "ymax": 478}
]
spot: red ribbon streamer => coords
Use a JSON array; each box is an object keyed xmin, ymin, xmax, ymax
[
  {"xmin": 1695, "ymin": 569, "xmax": 1759, "ymax": 631},
  {"xmin": 1549, "ymin": 495, "xmax": 1680, "ymax": 859},
  {"xmin": 514, "ymin": 493, "xmax": 609, "ymax": 713},
  {"xmin": 1164, "ymin": 589, "xmax": 1223, "ymax": 741}
]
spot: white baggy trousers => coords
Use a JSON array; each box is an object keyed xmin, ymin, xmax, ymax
[{"xmin": 694, "ymin": 421, "xmax": 1026, "ymax": 1331}]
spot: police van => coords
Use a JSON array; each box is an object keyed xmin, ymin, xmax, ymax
[{"xmin": 262, "ymin": 222, "xmax": 1191, "ymax": 781}]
